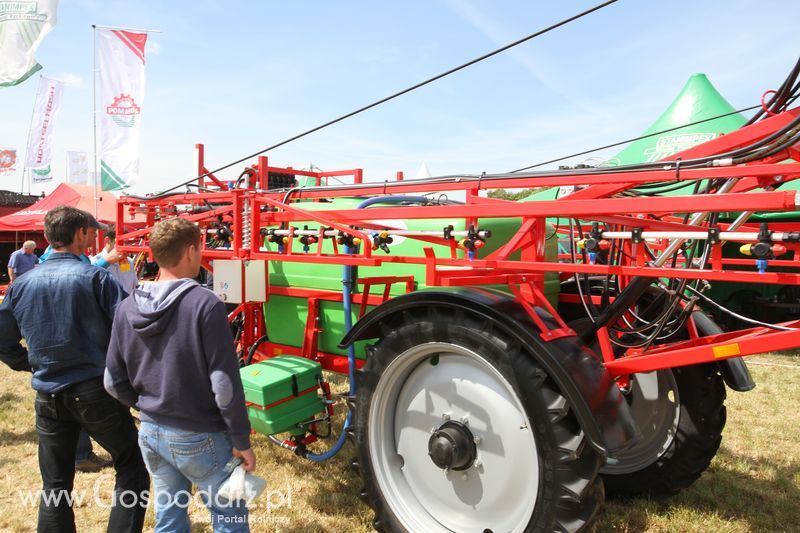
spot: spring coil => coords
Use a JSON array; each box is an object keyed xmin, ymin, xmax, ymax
[{"xmin": 242, "ymin": 197, "xmax": 251, "ymax": 248}]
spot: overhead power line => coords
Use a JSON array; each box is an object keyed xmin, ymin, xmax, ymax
[
  {"xmin": 509, "ymin": 104, "xmax": 761, "ymax": 173},
  {"xmin": 153, "ymin": 0, "xmax": 619, "ymax": 196}
]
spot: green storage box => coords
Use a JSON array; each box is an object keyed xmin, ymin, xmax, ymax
[{"xmin": 240, "ymin": 355, "xmax": 325, "ymax": 436}]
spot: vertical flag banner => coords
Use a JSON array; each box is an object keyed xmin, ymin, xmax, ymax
[
  {"xmin": 27, "ymin": 76, "xmax": 63, "ymax": 182},
  {"xmin": 98, "ymin": 29, "xmax": 147, "ymax": 191},
  {"xmin": 0, "ymin": 148, "xmax": 17, "ymax": 176},
  {"xmin": 66, "ymin": 150, "xmax": 89, "ymax": 184},
  {"xmin": 0, "ymin": 0, "xmax": 59, "ymax": 87}
]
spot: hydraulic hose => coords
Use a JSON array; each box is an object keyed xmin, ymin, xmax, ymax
[
  {"xmin": 305, "ymin": 195, "xmax": 429, "ymax": 461},
  {"xmin": 580, "ymin": 178, "xmax": 739, "ymax": 344}
]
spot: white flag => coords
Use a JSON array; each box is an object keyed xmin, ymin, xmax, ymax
[
  {"xmin": 0, "ymin": 0, "xmax": 58, "ymax": 87},
  {"xmin": 98, "ymin": 28, "xmax": 147, "ymax": 191},
  {"xmin": 26, "ymin": 76, "xmax": 63, "ymax": 182},
  {"xmin": 0, "ymin": 148, "xmax": 18, "ymax": 176},
  {"xmin": 67, "ymin": 150, "xmax": 89, "ymax": 184}
]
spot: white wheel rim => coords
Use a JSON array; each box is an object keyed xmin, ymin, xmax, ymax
[{"xmin": 368, "ymin": 342, "xmax": 540, "ymax": 533}]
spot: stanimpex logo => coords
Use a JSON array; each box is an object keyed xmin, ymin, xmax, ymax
[
  {"xmin": 643, "ymin": 132, "xmax": 717, "ymax": 162},
  {"xmin": 106, "ymin": 94, "xmax": 141, "ymax": 128}
]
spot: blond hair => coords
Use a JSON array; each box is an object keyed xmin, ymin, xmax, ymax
[{"xmin": 149, "ymin": 218, "xmax": 201, "ymax": 268}]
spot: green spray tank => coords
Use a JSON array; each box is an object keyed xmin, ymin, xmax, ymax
[{"xmin": 259, "ymin": 196, "xmax": 559, "ymax": 359}]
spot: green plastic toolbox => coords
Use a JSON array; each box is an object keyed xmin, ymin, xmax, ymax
[{"xmin": 240, "ymin": 355, "xmax": 325, "ymax": 436}]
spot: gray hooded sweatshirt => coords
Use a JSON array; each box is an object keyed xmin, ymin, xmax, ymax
[{"xmin": 104, "ymin": 279, "xmax": 251, "ymax": 449}]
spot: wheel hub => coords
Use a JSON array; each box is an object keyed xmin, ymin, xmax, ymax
[{"xmin": 427, "ymin": 420, "xmax": 477, "ymax": 471}]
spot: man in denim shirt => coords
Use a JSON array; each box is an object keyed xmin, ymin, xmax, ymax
[{"xmin": 0, "ymin": 206, "xmax": 149, "ymax": 533}]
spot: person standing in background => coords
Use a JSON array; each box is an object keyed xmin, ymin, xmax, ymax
[
  {"xmin": 93, "ymin": 224, "xmax": 138, "ymax": 294},
  {"xmin": 7, "ymin": 240, "xmax": 39, "ymax": 283}
]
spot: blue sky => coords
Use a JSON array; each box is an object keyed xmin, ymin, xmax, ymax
[{"xmin": 1, "ymin": 0, "xmax": 798, "ymax": 195}]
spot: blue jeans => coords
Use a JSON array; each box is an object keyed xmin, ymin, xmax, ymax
[
  {"xmin": 138, "ymin": 421, "xmax": 249, "ymax": 533},
  {"xmin": 75, "ymin": 429, "xmax": 92, "ymax": 462}
]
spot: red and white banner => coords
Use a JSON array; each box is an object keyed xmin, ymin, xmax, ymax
[
  {"xmin": 26, "ymin": 76, "xmax": 64, "ymax": 182},
  {"xmin": 0, "ymin": 148, "xmax": 17, "ymax": 176},
  {"xmin": 98, "ymin": 29, "xmax": 147, "ymax": 191}
]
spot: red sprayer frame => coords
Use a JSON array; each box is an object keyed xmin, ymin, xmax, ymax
[{"xmin": 115, "ymin": 107, "xmax": 800, "ymax": 379}]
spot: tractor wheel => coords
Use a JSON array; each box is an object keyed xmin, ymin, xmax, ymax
[
  {"xmin": 600, "ymin": 363, "xmax": 726, "ymax": 498},
  {"xmin": 353, "ymin": 307, "xmax": 603, "ymax": 533}
]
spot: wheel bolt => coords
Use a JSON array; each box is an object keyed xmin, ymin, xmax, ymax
[{"xmin": 442, "ymin": 412, "xmax": 452, "ymax": 421}]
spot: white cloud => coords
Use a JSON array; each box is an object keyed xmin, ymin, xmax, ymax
[
  {"xmin": 146, "ymin": 40, "xmax": 161, "ymax": 55},
  {"xmin": 55, "ymin": 73, "xmax": 85, "ymax": 88}
]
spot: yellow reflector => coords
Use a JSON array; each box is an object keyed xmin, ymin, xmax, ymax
[{"xmin": 712, "ymin": 343, "xmax": 741, "ymax": 358}]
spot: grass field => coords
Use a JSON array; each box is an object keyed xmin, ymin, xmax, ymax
[{"xmin": 0, "ymin": 353, "xmax": 798, "ymax": 532}]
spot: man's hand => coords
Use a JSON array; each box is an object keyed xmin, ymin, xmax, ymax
[
  {"xmin": 105, "ymin": 249, "xmax": 124, "ymax": 265},
  {"xmin": 232, "ymin": 447, "xmax": 256, "ymax": 472}
]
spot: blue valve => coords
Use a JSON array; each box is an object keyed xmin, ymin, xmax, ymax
[
  {"xmin": 302, "ymin": 244, "xmax": 310, "ymax": 253},
  {"xmin": 278, "ymin": 244, "xmax": 285, "ymax": 253},
  {"xmin": 468, "ymin": 250, "xmax": 476, "ymax": 261},
  {"xmin": 588, "ymin": 252, "xmax": 597, "ymax": 265},
  {"xmin": 756, "ymin": 258, "xmax": 768, "ymax": 274}
]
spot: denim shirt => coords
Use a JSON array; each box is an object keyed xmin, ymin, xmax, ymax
[{"xmin": 0, "ymin": 252, "xmax": 126, "ymax": 393}]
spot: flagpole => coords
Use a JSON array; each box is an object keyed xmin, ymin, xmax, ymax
[
  {"xmin": 93, "ymin": 24, "xmax": 162, "ymax": 34},
  {"xmin": 21, "ymin": 76, "xmax": 41, "ymax": 195},
  {"xmin": 92, "ymin": 24, "xmax": 98, "ymax": 217}
]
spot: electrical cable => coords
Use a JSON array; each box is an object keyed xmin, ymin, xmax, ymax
[
  {"xmin": 509, "ymin": 105, "xmax": 761, "ymax": 173},
  {"xmin": 136, "ymin": 1, "xmax": 618, "ymax": 199},
  {"xmin": 684, "ymin": 285, "xmax": 797, "ymax": 331},
  {"xmin": 170, "ymin": 106, "xmax": 798, "ymax": 202}
]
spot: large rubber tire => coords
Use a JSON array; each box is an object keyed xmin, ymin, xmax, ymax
[
  {"xmin": 600, "ymin": 363, "xmax": 726, "ymax": 499},
  {"xmin": 353, "ymin": 307, "xmax": 603, "ymax": 532}
]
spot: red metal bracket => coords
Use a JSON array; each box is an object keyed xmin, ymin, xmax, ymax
[
  {"xmin": 356, "ymin": 276, "xmax": 415, "ymax": 318},
  {"xmin": 302, "ymin": 297, "xmax": 322, "ymax": 359},
  {"xmin": 507, "ymin": 275, "xmax": 575, "ymax": 341}
]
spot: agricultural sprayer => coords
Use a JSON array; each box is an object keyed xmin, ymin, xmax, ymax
[{"xmin": 114, "ymin": 54, "xmax": 800, "ymax": 532}]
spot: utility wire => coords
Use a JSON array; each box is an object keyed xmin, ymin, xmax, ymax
[
  {"xmin": 152, "ymin": 0, "xmax": 618, "ymax": 196},
  {"xmin": 509, "ymin": 104, "xmax": 761, "ymax": 173}
]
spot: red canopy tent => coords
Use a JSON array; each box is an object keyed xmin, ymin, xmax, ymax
[{"xmin": 0, "ymin": 183, "xmax": 118, "ymax": 231}]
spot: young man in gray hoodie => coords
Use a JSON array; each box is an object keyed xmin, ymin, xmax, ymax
[{"xmin": 104, "ymin": 218, "xmax": 256, "ymax": 532}]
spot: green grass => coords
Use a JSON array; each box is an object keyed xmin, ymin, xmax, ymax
[{"xmin": 0, "ymin": 353, "xmax": 798, "ymax": 532}]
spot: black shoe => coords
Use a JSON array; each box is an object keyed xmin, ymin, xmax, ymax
[{"xmin": 75, "ymin": 452, "xmax": 112, "ymax": 472}]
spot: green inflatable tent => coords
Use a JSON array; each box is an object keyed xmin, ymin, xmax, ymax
[
  {"xmin": 523, "ymin": 73, "xmax": 748, "ymax": 201},
  {"xmin": 607, "ymin": 73, "xmax": 746, "ymax": 167}
]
